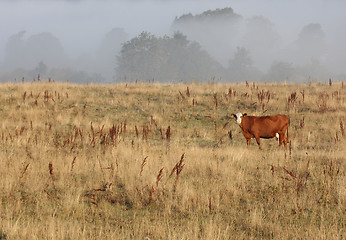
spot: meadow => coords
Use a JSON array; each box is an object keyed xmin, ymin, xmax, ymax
[{"xmin": 0, "ymin": 80, "xmax": 344, "ymax": 239}]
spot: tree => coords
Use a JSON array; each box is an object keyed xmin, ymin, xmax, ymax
[
  {"xmin": 298, "ymin": 23, "xmax": 325, "ymax": 45},
  {"xmin": 26, "ymin": 32, "xmax": 68, "ymax": 68},
  {"xmin": 171, "ymin": 8, "xmax": 243, "ymax": 65},
  {"xmin": 173, "ymin": 7, "xmax": 241, "ymax": 24},
  {"xmin": 227, "ymin": 47, "xmax": 262, "ymax": 82},
  {"xmin": 3, "ymin": 31, "xmax": 68, "ymax": 70},
  {"xmin": 284, "ymin": 23, "xmax": 327, "ymax": 66},
  {"xmin": 3, "ymin": 31, "xmax": 26, "ymax": 69},
  {"xmin": 35, "ymin": 61, "xmax": 48, "ymax": 76},
  {"xmin": 264, "ymin": 61, "xmax": 296, "ymax": 82},
  {"xmin": 115, "ymin": 32, "xmax": 220, "ymax": 82},
  {"xmin": 96, "ymin": 28, "xmax": 128, "ymax": 81},
  {"xmin": 116, "ymin": 32, "xmax": 160, "ymax": 81},
  {"xmin": 242, "ymin": 16, "xmax": 281, "ymax": 70}
]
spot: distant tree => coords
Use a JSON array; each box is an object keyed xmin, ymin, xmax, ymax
[
  {"xmin": 26, "ymin": 32, "xmax": 67, "ymax": 67},
  {"xmin": 4, "ymin": 31, "xmax": 68, "ymax": 70},
  {"xmin": 242, "ymin": 16, "xmax": 281, "ymax": 69},
  {"xmin": 296, "ymin": 23, "xmax": 327, "ymax": 63},
  {"xmin": 264, "ymin": 61, "xmax": 296, "ymax": 82},
  {"xmin": 96, "ymin": 28, "xmax": 128, "ymax": 81},
  {"xmin": 243, "ymin": 16, "xmax": 280, "ymax": 50},
  {"xmin": 297, "ymin": 58, "xmax": 330, "ymax": 82},
  {"xmin": 115, "ymin": 32, "xmax": 220, "ymax": 82},
  {"xmin": 162, "ymin": 32, "xmax": 221, "ymax": 81},
  {"xmin": 171, "ymin": 7, "xmax": 243, "ymax": 65},
  {"xmin": 263, "ymin": 59, "xmax": 330, "ymax": 83},
  {"xmin": 174, "ymin": 7, "xmax": 241, "ymax": 24},
  {"xmin": 48, "ymin": 68, "xmax": 101, "ymax": 84},
  {"xmin": 283, "ymin": 23, "xmax": 327, "ymax": 66},
  {"xmin": 35, "ymin": 61, "xmax": 48, "ymax": 76},
  {"xmin": 229, "ymin": 47, "xmax": 253, "ymax": 69},
  {"xmin": 227, "ymin": 47, "xmax": 262, "ymax": 82},
  {"xmin": 298, "ymin": 23, "xmax": 325, "ymax": 45},
  {"xmin": 3, "ymin": 31, "xmax": 26, "ymax": 69},
  {"xmin": 116, "ymin": 32, "xmax": 159, "ymax": 81}
]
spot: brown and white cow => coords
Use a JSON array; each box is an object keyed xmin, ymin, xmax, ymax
[{"xmin": 231, "ymin": 112, "xmax": 290, "ymax": 149}]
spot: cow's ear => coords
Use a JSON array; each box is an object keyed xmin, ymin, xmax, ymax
[
  {"xmin": 243, "ymin": 113, "xmax": 247, "ymax": 117},
  {"xmin": 231, "ymin": 113, "xmax": 236, "ymax": 119}
]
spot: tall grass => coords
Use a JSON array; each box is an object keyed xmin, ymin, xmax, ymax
[{"xmin": 0, "ymin": 81, "xmax": 344, "ymax": 239}]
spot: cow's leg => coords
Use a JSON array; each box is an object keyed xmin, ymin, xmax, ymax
[
  {"xmin": 283, "ymin": 134, "xmax": 288, "ymax": 149},
  {"xmin": 255, "ymin": 136, "xmax": 261, "ymax": 149},
  {"xmin": 279, "ymin": 131, "xmax": 287, "ymax": 148},
  {"xmin": 278, "ymin": 133, "xmax": 283, "ymax": 148},
  {"xmin": 278, "ymin": 133, "xmax": 288, "ymax": 149},
  {"xmin": 283, "ymin": 134, "xmax": 287, "ymax": 147},
  {"xmin": 246, "ymin": 138, "xmax": 251, "ymax": 147}
]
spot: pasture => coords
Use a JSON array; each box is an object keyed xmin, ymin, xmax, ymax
[{"xmin": 0, "ymin": 81, "xmax": 345, "ymax": 239}]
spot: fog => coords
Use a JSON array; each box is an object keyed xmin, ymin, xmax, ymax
[{"xmin": 0, "ymin": 0, "xmax": 345, "ymax": 83}]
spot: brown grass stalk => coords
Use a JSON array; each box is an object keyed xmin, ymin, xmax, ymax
[
  {"xmin": 213, "ymin": 93, "xmax": 218, "ymax": 110},
  {"xmin": 156, "ymin": 167, "xmax": 164, "ymax": 187},
  {"xmin": 165, "ymin": 126, "xmax": 171, "ymax": 142},
  {"xmin": 70, "ymin": 157, "xmax": 77, "ymax": 174},
  {"xmin": 169, "ymin": 153, "xmax": 185, "ymax": 192},
  {"xmin": 140, "ymin": 156, "xmax": 148, "ymax": 177},
  {"xmin": 19, "ymin": 163, "xmax": 30, "ymax": 181},
  {"xmin": 48, "ymin": 162, "xmax": 56, "ymax": 191},
  {"xmin": 340, "ymin": 121, "xmax": 344, "ymax": 137},
  {"xmin": 135, "ymin": 125, "xmax": 139, "ymax": 138},
  {"xmin": 178, "ymin": 90, "xmax": 186, "ymax": 100},
  {"xmin": 148, "ymin": 185, "xmax": 155, "ymax": 205},
  {"xmin": 208, "ymin": 196, "xmax": 212, "ymax": 214}
]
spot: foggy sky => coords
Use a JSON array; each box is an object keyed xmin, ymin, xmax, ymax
[{"xmin": 0, "ymin": 0, "xmax": 345, "ymax": 81}]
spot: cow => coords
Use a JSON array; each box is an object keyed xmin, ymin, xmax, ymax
[{"xmin": 231, "ymin": 112, "xmax": 290, "ymax": 149}]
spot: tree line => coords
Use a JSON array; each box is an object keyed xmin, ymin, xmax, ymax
[{"xmin": 0, "ymin": 7, "xmax": 337, "ymax": 83}]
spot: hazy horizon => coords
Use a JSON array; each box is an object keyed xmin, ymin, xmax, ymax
[{"xmin": 0, "ymin": 0, "xmax": 345, "ymax": 82}]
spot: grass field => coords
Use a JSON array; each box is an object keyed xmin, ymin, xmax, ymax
[{"xmin": 0, "ymin": 81, "xmax": 345, "ymax": 239}]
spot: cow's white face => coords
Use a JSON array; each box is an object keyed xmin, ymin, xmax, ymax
[{"xmin": 235, "ymin": 112, "xmax": 242, "ymax": 125}]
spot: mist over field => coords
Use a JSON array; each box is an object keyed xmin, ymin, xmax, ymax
[
  {"xmin": 0, "ymin": 3, "xmax": 345, "ymax": 237},
  {"xmin": 0, "ymin": 0, "xmax": 345, "ymax": 83}
]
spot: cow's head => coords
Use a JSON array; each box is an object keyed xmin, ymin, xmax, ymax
[{"xmin": 231, "ymin": 112, "xmax": 247, "ymax": 125}]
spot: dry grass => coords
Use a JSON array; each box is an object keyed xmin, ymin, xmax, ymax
[{"xmin": 0, "ymin": 81, "xmax": 345, "ymax": 239}]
